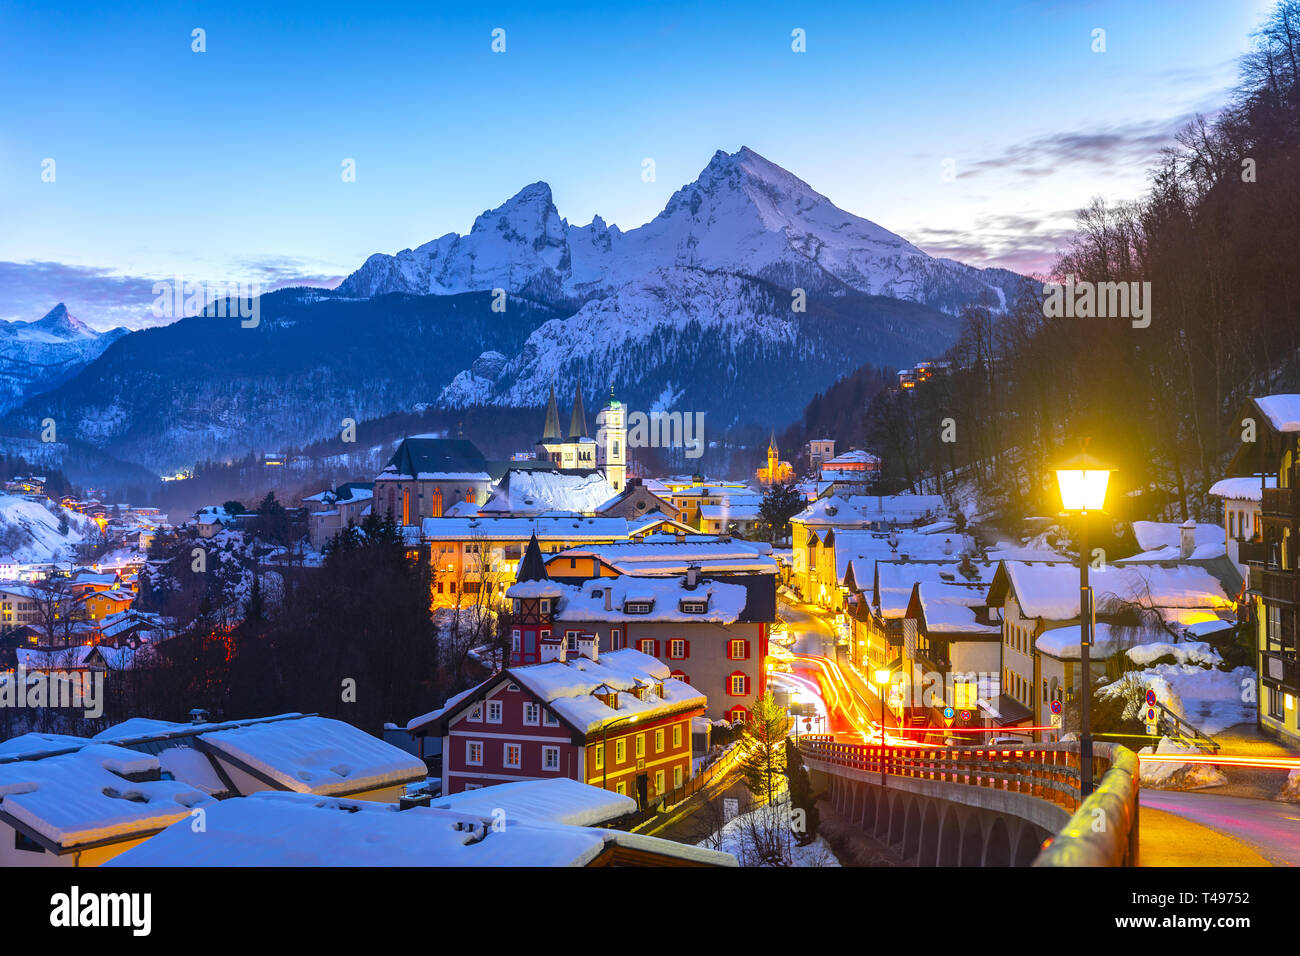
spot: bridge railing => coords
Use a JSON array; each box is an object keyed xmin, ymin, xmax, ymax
[{"xmin": 798, "ymin": 735, "xmax": 1139, "ymax": 866}]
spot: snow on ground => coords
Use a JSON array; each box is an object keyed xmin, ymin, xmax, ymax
[
  {"xmin": 1138, "ymin": 737, "xmax": 1227, "ymax": 790},
  {"xmin": 0, "ymin": 493, "xmax": 96, "ymax": 565},
  {"xmin": 1278, "ymin": 769, "xmax": 1300, "ymax": 804},
  {"xmin": 699, "ymin": 792, "xmax": 839, "ymax": 867},
  {"xmin": 1099, "ymin": 663, "xmax": 1255, "ymax": 736}
]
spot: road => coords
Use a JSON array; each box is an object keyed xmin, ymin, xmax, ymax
[
  {"xmin": 1139, "ymin": 789, "xmax": 1300, "ymax": 866},
  {"xmin": 778, "ymin": 596, "xmax": 901, "ymax": 744},
  {"xmin": 778, "ymin": 594, "xmax": 1300, "ymax": 866}
]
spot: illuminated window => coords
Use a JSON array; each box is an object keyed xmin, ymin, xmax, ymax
[
  {"xmin": 503, "ymin": 743, "xmax": 521, "ymax": 769},
  {"xmin": 466, "ymin": 741, "xmax": 483, "ymax": 765},
  {"xmin": 672, "ymin": 724, "xmax": 682, "ymax": 748},
  {"xmin": 615, "ymin": 739, "xmax": 626, "ymax": 763},
  {"xmin": 655, "ymin": 729, "xmax": 664, "ymax": 752}
]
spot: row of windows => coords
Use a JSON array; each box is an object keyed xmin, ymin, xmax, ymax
[
  {"xmin": 466, "ymin": 698, "xmax": 560, "ymax": 727},
  {"xmin": 609, "ymin": 765, "xmax": 683, "ymax": 799},
  {"xmin": 592, "ymin": 723, "xmax": 684, "ymax": 769},
  {"xmin": 465, "ymin": 740, "xmax": 561, "ymax": 771},
  {"xmin": 1004, "ymin": 621, "xmax": 1032, "ymax": 655}
]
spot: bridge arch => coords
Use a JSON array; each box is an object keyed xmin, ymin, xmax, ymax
[
  {"xmin": 983, "ymin": 816, "xmax": 1011, "ymax": 867},
  {"xmin": 936, "ymin": 807, "xmax": 962, "ymax": 866}
]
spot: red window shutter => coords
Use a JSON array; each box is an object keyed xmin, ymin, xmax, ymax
[
  {"xmin": 744, "ymin": 674, "xmax": 751, "ymax": 695},
  {"xmin": 653, "ymin": 640, "xmax": 660, "ymax": 657},
  {"xmin": 684, "ymin": 640, "xmax": 691, "ymax": 658},
  {"xmin": 743, "ymin": 640, "xmax": 751, "ymax": 660}
]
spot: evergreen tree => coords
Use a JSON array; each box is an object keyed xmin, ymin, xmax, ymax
[
  {"xmin": 758, "ymin": 482, "xmax": 804, "ymax": 544},
  {"xmin": 784, "ymin": 738, "xmax": 820, "ymax": 844},
  {"xmin": 739, "ymin": 691, "xmax": 790, "ymax": 805}
]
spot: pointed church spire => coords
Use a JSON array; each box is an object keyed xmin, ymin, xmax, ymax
[
  {"xmin": 542, "ymin": 385, "xmax": 562, "ymax": 441},
  {"xmin": 517, "ymin": 533, "xmax": 548, "ymax": 582},
  {"xmin": 768, "ymin": 430, "xmax": 778, "ymax": 453},
  {"xmin": 568, "ymin": 381, "xmax": 588, "ymax": 439}
]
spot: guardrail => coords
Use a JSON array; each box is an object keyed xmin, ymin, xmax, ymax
[{"xmin": 799, "ymin": 735, "xmax": 1139, "ymax": 866}]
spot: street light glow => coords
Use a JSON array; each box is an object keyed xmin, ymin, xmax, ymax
[{"xmin": 1055, "ymin": 452, "xmax": 1113, "ymax": 512}]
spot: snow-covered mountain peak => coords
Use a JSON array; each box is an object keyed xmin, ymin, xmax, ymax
[
  {"xmin": 337, "ymin": 146, "xmax": 1027, "ymax": 311},
  {"xmin": 14, "ymin": 303, "xmax": 99, "ymax": 341}
]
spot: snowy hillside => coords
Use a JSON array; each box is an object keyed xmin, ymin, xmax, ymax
[
  {"xmin": 0, "ymin": 304, "xmax": 129, "ymax": 412},
  {"xmin": 0, "ymin": 494, "xmax": 97, "ymax": 564}
]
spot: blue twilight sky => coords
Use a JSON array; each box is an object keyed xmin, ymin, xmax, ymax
[{"xmin": 0, "ymin": 0, "xmax": 1278, "ymax": 329}]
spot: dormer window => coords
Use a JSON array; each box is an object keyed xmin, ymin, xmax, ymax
[
  {"xmin": 680, "ymin": 599, "xmax": 707, "ymax": 614},
  {"xmin": 539, "ymin": 599, "xmax": 550, "ymax": 614},
  {"xmin": 624, "ymin": 601, "xmax": 652, "ymax": 614}
]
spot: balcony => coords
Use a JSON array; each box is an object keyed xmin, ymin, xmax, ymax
[
  {"xmin": 1251, "ymin": 566, "xmax": 1300, "ymax": 605},
  {"xmin": 1261, "ymin": 650, "xmax": 1300, "ymax": 693},
  {"xmin": 1237, "ymin": 539, "xmax": 1268, "ymax": 566},
  {"xmin": 1262, "ymin": 486, "xmax": 1297, "ymax": 521}
]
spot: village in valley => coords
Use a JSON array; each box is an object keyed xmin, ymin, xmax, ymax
[
  {"xmin": 0, "ymin": 373, "xmax": 1296, "ymax": 871},
  {"xmin": 6, "ymin": 5, "xmax": 1300, "ymax": 929}
]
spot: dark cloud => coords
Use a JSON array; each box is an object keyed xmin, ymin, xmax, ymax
[
  {"xmin": 908, "ymin": 210, "xmax": 1080, "ymax": 278},
  {"xmin": 956, "ymin": 114, "xmax": 1203, "ymax": 181},
  {"xmin": 0, "ymin": 260, "xmax": 345, "ymax": 331}
]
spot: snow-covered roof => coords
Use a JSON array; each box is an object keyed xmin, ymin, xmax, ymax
[
  {"xmin": 1131, "ymin": 520, "xmax": 1224, "ymax": 552},
  {"xmin": 915, "ymin": 583, "xmax": 998, "ymax": 636},
  {"xmin": 197, "ymin": 716, "xmax": 426, "ymax": 796},
  {"xmin": 429, "ymin": 777, "xmax": 634, "ymax": 827},
  {"xmin": 997, "ymin": 562, "xmax": 1232, "ymax": 621},
  {"xmin": 1254, "ymin": 394, "xmax": 1300, "ymax": 432},
  {"xmin": 872, "ymin": 560, "xmax": 995, "ymax": 617},
  {"xmin": 481, "ymin": 469, "xmax": 617, "ymax": 516},
  {"xmin": 551, "ymin": 537, "xmax": 776, "ymax": 576},
  {"xmin": 0, "ymin": 744, "xmax": 212, "ymax": 849},
  {"xmin": 510, "ymin": 648, "xmax": 707, "ymax": 735},
  {"xmin": 823, "ymin": 450, "xmax": 880, "ymax": 467},
  {"xmin": 1207, "ymin": 476, "xmax": 1276, "ymax": 502},
  {"xmin": 105, "ymin": 789, "xmax": 736, "ymax": 867},
  {"xmin": 540, "ymin": 576, "xmax": 750, "ymax": 624},
  {"xmin": 1035, "ymin": 622, "xmax": 1177, "ymax": 660},
  {"xmin": 794, "ymin": 493, "xmax": 945, "ymax": 527},
  {"xmin": 419, "ymin": 515, "xmax": 629, "ymax": 541},
  {"xmin": 832, "ymin": 529, "xmax": 974, "ymax": 585}
]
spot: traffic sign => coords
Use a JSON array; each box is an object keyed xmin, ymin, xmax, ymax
[
  {"xmin": 943, "ymin": 707, "xmax": 954, "ymax": 720},
  {"xmin": 1049, "ymin": 700, "xmax": 1062, "ymax": 715},
  {"xmin": 1145, "ymin": 706, "xmax": 1157, "ymax": 722},
  {"xmin": 958, "ymin": 710, "xmax": 971, "ymax": 722},
  {"xmin": 1146, "ymin": 689, "xmax": 1157, "ymax": 706},
  {"xmin": 1145, "ymin": 722, "xmax": 1158, "ymax": 736}
]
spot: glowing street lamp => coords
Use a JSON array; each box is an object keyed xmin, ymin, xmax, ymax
[
  {"xmin": 873, "ymin": 668, "xmax": 892, "ymax": 783},
  {"xmin": 1055, "ymin": 449, "xmax": 1113, "ymax": 797}
]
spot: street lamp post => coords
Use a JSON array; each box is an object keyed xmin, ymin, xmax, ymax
[
  {"xmin": 874, "ymin": 668, "xmax": 891, "ymax": 786},
  {"xmin": 1055, "ymin": 450, "xmax": 1113, "ymax": 799}
]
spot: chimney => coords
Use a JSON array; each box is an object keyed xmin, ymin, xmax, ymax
[
  {"xmin": 675, "ymin": 531, "xmax": 685, "ymax": 544},
  {"xmin": 603, "ymin": 588, "xmax": 613, "ymax": 611},
  {"xmin": 188, "ymin": 707, "xmax": 210, "ymax": 725},
  {"xmin": 960, "ymin": 553, "xmax": 972, "ymax": 573},
  {"xmin": 685, "ymin": 563, "xmax": 700, "ymax": 590},
  {"xmin": 1180, "ymin": 520, "xmax": 1196, "ymax": 560},
  {"xmin": 540, "ymin": 634, "xmax": 566, "ymax": 663}
]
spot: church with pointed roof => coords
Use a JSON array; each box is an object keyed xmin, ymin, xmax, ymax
[
  {"xmin": 535, "ymin": 382, "xmax": 627, "ymax": 493},
  {"xmin": 755, "ymin": 431, "xmax": 793, "ymax": 486}
]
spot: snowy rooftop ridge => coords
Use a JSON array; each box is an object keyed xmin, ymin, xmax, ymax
[
  {"xmin": 105, "ymin": 788, "xmax": 737, "ymax": 867},
  {"xmin": 0, "ymin": 743, "xmax": 212, "ymax": 848}
]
